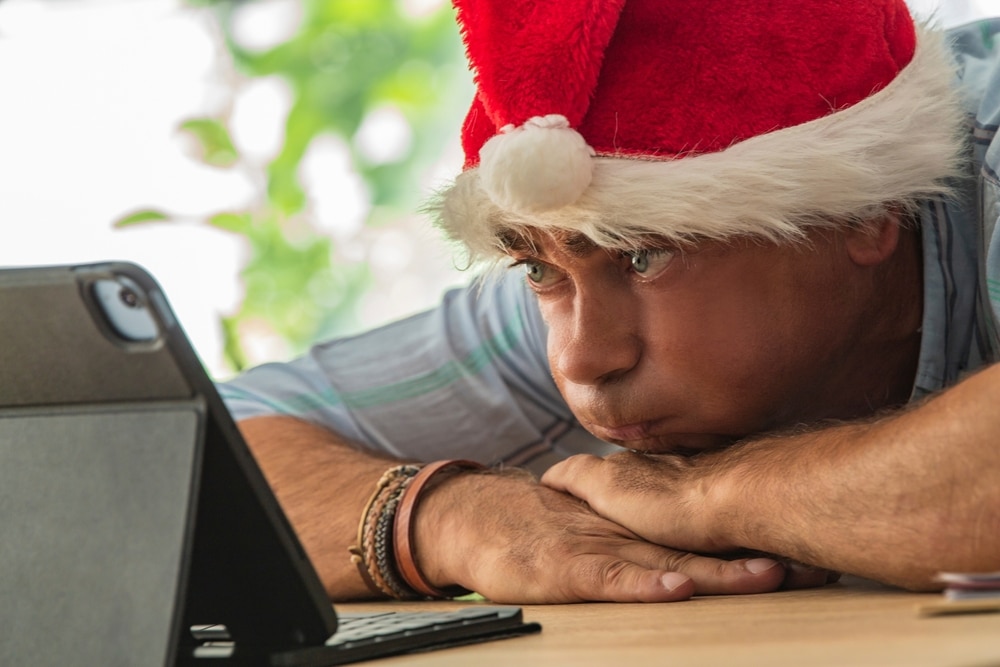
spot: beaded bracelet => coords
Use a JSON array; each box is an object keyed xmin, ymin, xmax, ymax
[
  {"xmin": 393, "ymin": 459, "xmax": 486, "ymax": 598},
  {"xmin": 348, "ymin": 464, "xmax": 422, "ymax": 599}
]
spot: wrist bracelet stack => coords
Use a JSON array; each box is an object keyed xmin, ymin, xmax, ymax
[
  {"xmin": 349, "ymin": 464, "xmax": 422, "ymax": 599},
  {"xmin": 349, "ymin": 459, "xmax": 485, "ymax": 599}
]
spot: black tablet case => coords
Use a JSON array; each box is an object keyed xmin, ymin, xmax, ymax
[{"xmin": 0, "ymin": 263, "xmax": 337, "ymax": 666}]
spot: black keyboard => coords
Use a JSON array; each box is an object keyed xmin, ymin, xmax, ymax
[{"xmin": 190, "ymin": 606, "xmax": 541, "ymax": 665}]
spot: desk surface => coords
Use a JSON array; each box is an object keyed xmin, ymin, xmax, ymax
[{"xmin": 336, "ymin": 577, "xmax": 1000, "ymax": 667}]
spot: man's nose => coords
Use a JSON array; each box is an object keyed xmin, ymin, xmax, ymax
[{"xmin": 551, "ymin": 288, "xmax": 641, "ymax": 385}]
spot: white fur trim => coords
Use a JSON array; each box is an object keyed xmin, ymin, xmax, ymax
[
  {"xmin": 430, "ymin": 27, "xmax": 969, "ymax": 260},
  {"xmin": 479, "ymin": 114, "xmax": 596, "ymax": 213}
]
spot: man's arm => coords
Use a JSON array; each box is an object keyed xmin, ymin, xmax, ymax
[
  {"xmin": 237, "ymin": 415, "xmax": 399, "ymax": 599},
  {"xmin": 237, "ymin": 414, "xmax": 808, "ymax": 602},
  {"xmin": 543, "ymin": 363, "xmax": 1000, "ymax": 590}
]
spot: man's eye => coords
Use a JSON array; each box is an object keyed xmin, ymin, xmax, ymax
[
  {"xmin": 628, "ymin": 248, "xmax": 675, "ymax": 279},
  {"xmin": 507, "ymin": 258, "xmax": 562, "ymax": 288},
  {"xmin": 524, "ymin": 260, "xmax": 552, "ymax": 285}
]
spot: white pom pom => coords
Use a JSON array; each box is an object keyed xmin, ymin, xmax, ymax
[{"xmin": 479, "ymin": 114, "xmax": 595, "ymax": 213}]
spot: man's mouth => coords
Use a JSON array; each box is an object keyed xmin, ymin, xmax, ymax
[
  {"xmin": 584, "ymin": 418, "xmax": 740, "ymax": 453},
  {"xmin": 594, "ymin": 420, "xmax": 661, "ymax": 442}
]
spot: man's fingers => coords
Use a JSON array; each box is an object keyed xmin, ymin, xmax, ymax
[
  {"xmin": 541, "ymin": 454, "xmax": 602, "ymax": 499},
  {"xmin": 629, "ymin": 545, "xmax": 787, "ymax": 595},
  {"xmin": 568, "ymin": 557, "xmax": 695, "ymax": 602},
  {"xmin": 541, "ymin": 453, "xmax": 652, "ymax": 533},
  {"xmin": 565, "ymin": 552, "xmax": 785, "ymax": 602},
  {"xmin": 690, "ymin": 557, "xmax": 786, "ymax": 595}
]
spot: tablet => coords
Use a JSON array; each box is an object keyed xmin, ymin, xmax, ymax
[{"xmin": 0, "ymin": 262, "xmax": 538, "ymax": 666}]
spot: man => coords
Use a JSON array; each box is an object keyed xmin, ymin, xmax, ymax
[{"xmin": 220, "ymin": 0, "xmax": 1000, "ymax": 603}]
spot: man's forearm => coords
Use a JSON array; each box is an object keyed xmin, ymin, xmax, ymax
[
  {"xmin": 237, "ymin": 415, "xmax": 402, "ymax": 600},
  {"xmin": 708, "ymin": 363, "xmax": 1000, "ymax": 589}
]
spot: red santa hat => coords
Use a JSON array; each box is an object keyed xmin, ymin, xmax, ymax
[{"xmin": 430, "ymin": 0, "xmax": 968, "ymax": 260}]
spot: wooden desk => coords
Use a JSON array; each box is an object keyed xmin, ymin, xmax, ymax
[{"xmin": 336, "ymin": 578, "xmax": 1000, "ymax": 666}]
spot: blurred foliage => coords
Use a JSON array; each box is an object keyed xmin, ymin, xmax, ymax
[
  {"xmin": 178, "ymin": 117, "xmax": 240, "ymax": 167},
  {"xmin": 117, "ymin": 0, "xmax": 470, "ymax": 372}
]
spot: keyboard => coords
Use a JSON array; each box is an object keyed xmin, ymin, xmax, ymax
[{"xmin": 190, "ymin": 606, "xmax": 541, "ymax": 665}]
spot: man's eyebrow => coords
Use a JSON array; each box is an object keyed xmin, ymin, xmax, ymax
[
  {"xmin": 496, "ymin": 229, "xmax": 600, "ymax": 259},
  {"xmin": 497, "ymin": 230, "xmax": 534, "ymax": 254},
  {"xmin": 561, "ymin": 233, "xmax": 598, "ymax": 258}
]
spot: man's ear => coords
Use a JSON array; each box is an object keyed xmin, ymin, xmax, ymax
[{"xmin": 843, "ymin": 211, "xmax": 905, "ymax": 267}]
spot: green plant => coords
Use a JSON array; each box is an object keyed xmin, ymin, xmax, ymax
[{"xmin": 118, "ymin": 0, "xmax": 470, "ymax": 373}]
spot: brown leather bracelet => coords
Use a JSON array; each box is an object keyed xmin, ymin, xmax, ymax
[{"xmin": 393, "ymin": 459, "xmax": 486, "ymax": 598}]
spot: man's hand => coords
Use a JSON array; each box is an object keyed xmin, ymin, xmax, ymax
[
  {"xmin": 540, "ymin": 450, "xmax": 838, "ymax": 591},
  {"xmin": 541, "ymin": 450, "xmax": 721, "ymax": 552},
  {"xmin": 412, "ymin": 467, "xmax": 792, "ymax": 603}
]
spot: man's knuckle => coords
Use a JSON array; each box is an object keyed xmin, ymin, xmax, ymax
[
  {"xmin": 598, "ymin": 558, "xmax": 635, "ymax": 588},
  {"xmin": 658, "ymin": 550, "xmax": 698, "ymax": 573},
  {"xmin": 569, "ymin": 555, "xmax": 632, "ymax": 594}
]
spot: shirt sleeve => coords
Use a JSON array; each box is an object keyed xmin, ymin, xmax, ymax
[{"xmin": 216, "ymin": 270, "xmax": 612, "ymax": 471}]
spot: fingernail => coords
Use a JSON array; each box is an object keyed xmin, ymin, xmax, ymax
[
  {"xmin": 660, "ymin": 572, "xmax": 690, "ymax": 591},
  {"xmin": 745, "ymin": 558, "xmax": 780, "ymax": 575}
]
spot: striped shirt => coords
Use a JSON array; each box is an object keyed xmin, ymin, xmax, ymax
[
  {"xmin": 914, "ymin": 17, "xmax": 1000, "ymax": 396},
  {"xmin": 219, "ymin": 19, "xmax": 1000, "ymax": 473}
]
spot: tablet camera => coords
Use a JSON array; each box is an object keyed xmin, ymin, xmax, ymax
[{"xmin": 92, "ymin": 276, "xmax": 160, "ymax": 342}]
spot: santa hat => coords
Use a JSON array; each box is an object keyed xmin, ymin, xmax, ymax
[{"xmin": 429, "ymin": 0, "xmax": 968, "ymax": 260}]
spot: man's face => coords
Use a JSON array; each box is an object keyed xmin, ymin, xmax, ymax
[{"xmin": 504, "ymin": 229, "xmax": 892, "ymax": 454}]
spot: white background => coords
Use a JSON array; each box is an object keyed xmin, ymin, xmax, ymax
[{"xmin": 0, "ymin": 0, "xmax": 996, "ymax": 377}]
